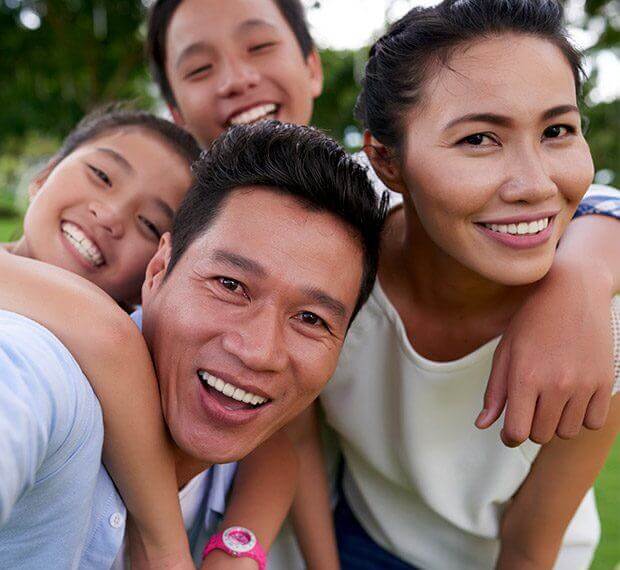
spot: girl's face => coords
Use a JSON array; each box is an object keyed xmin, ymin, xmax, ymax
[
  {"xmin": 22, "ymin": 128, "xmax": 192, "ymax": 303},
  {"xmin": 394, "ymin": 34, "xmax": 594, "ymax": 286}
]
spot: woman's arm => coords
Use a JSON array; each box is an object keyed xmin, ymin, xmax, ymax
[
  {"xmin": 287, "ymin": 404, "xmax": 340, "ymax": 570},
  {"xmin": 0, "ymin": 253, "xmax": 192, "ymax": 568},
  {"xmin": 480, "ymin": 211, "xmax": 620, "ymax": 446},
  {"xmin": 496, "ymin": 394, "xmax": 620, "ymax": 569},
  {"xmin": 201, "ymin": 430, "xmax": 299, "ymax": 569}
]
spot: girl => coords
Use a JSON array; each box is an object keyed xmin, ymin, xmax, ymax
[
  {"xmin": 297, "ymin": 1, "xmax": 619, "ymax": 568},
  {"xmin": 0, "ymin": 108, "xmax": 298, "ymax": 568}
]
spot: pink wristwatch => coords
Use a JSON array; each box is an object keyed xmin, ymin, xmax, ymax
[{"xmin": 203, "ymin": 526, "xmax": 267, "ymax": 569}]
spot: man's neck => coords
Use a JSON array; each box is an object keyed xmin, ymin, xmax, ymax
[{"xmin": 174, "ymin": 447, "xmax": 212, "ymax": 490}]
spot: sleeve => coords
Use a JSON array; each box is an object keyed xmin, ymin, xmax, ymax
[
  {"xmin": 574, "ymin": 184, "xmax": 620, "ymax": 220},
  {"xmin": 0, "ymin": 349, "xmax": 54, "ymax": 525}
]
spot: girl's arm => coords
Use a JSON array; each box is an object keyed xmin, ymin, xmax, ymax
[
  {"xmin": 496, "ymin": 394, "xmax": 620, "ymax": 569},
  {"xmin": 287, "ymin": 404, "xmax": 340, "ymax": 570},
  {"xmin": 480, "ymin": 211, "xmax": 620, "ymax": 446},
  {"xmin": 0, "ymin": 253, "xmax": 192, "ymax": 568},
  {"xmin": 201, "ymin": 430, "xmax": 299, "ymax": 569}
]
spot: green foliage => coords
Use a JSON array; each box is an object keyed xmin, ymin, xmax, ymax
[{"xmin": 586, "ymin": 99, "xmax": 620, "ymax": 183}]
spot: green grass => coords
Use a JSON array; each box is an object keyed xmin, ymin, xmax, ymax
[
  {"xmin": 0, "ymin": 216, "xmax": 21, "ymax": 241},
  {"xmin": 0, "ymin": 214, "xmax": 617, "ymax": 567}
]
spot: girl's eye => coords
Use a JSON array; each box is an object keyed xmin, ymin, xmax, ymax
[
  {"xmin": 249, "ymin": 42, "xmax": 276, "ymax": 53},
  {"xmin": 88, "ymin": 164, "xmax": 112, "ymax": 186},
  {"xmin": 459, "ymin": 133, "xmax": 497, "ymax": 147},
  {"xmin": 296, "ymin": 311, "xmax": 327, "ymax": 329},
  {"xmin": 138, "ymin": 215, "xmax": 161, "ymax": 240},
  {"xmin": 543, "ymin": 124, "xmax": 575, "ymax": 139}
]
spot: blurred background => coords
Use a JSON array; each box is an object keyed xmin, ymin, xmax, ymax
[{"xmin": 0, "ymin": 0, "xmax": 618, "ymax": 567}]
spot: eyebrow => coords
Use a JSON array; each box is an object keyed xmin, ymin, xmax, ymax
[
  {"xmin": 96, "ymin": 147, "xmax": 134, "ymax": 173},
  {"xmin": 302, "ymin": 287, "xmax": 347, "ymax": 321},
  {"xmin": 238, "ymin": 18, "xmax": 278, "ymax": 33},
  {"xmin": 211, "ymin": 250, "xmax": 267, "ymax": 277},
  {"xmin": 154, "ymin": 198, "xmax": 174, "ymax": 221},
  {"xmin": 443, "ymin": 105, "xmax": 581, "ymax": 131}
]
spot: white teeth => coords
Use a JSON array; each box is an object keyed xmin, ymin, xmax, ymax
[
  {"xmin": 482, "ymin": 217, "xmax": 550, "ymax": 236},
  {"xmin": 197, "ymin": 371, "xmax": 268, "ymax": 406},
  {"xmin": 61, "ymin": 222, "xmax": 104, "ymax": 266},
  {"xmin": 229, "ymin": 103, "xmax": 278, "ymax": 126}
]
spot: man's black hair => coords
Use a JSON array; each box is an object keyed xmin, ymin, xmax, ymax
[
  {"xmin": 168, "ymin": 121, "xmax": 388, "ymax": 322},
  {"xmin": 146, "ymin": 0, "xmax": 315, "ymax": 107}
]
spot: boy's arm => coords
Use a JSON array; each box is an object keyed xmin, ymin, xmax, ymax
[
  {"xmin": 479, "ymin": 192, "xmax": 620, "ymax": 446},
  {"xmin": 0, "ymin": 254, "xmax": 192, "ymax": 568},
  {"xmin": 496, "ymin": 394, "xmax": 620, "ymax": 569},
  {"xmin": 202, "ymin": 430, "xmax": 299, "ymax": 569},
  {"xmin": 287, "ymin": 404, "xmax": 340, "ymax": 570}
]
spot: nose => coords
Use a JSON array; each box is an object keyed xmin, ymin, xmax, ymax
[
  {"xmin": 222, "ymin": 304, "xmax": 288, "ymax": 373},
  {"xmin": 88, "ymin": 201, "xmax": 125, "ymax": 238},
  {"xmin": 215, "ymin": 57, "xmax": 260, "ymax": 98},
  {"xmin": 499, "ymin": 145, "xmax": 558, "ymax": 204}
]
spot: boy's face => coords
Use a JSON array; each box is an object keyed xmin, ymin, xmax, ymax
[{"xmin": 164, "ymin": 0, "xmax": 323, "ymax": 147}]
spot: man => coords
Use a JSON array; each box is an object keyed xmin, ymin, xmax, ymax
[{"xmin": 0, "ymin": 122, "xmax": 385, "ymax": 568}]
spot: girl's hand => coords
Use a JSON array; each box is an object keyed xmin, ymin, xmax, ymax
[
  {"xmin": 477, "ymin": 215, "xmax": 617, "ymax": 446},
  {"xmin": 201, "ymin": 550, "xmax": 258, "ymax": 569}
]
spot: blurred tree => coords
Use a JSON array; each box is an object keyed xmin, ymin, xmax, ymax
[{"xmin": 0, "ymin": 0, "xmax": 152, "ymax": 147}]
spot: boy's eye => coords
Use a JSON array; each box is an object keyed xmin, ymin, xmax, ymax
[
  {"xmin": 543, "ymin": 124, "xmax": 575, "ymax": 139},
  {"xmin": 88, "ymin": 164, "xmax": 112, "ymax": 186},
  {"xmin": 138, "ymin": 215, "xmax": 161, "ymax": 240},
  {"xmin": 249, "ymin": 42, "xmax": 276, "ymax": 52}
]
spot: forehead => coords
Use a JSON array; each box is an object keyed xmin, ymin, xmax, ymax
[
  {"xmin": 186, "ymin": 187, "xmax": 364, "ymax": 305},
  {"xmin": 414, "ymin": 35, "xmax": 577, "ymax": 126},
  {"xmin": 167, "ymin": 0, "xmax": 293, "ymax": 58},
  {"xmin": 71, "ymin": 129, "xmax": 191, "ymax": 204}
]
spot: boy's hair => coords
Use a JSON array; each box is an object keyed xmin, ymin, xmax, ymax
[
  {"xmin": 146, "ymin": 0, "xmax": 315, "ymax": 107},
  {"xmin": 168, "ymin": 121, "xmax": 388, "ymax": 322},
  {"xmin": 54, "ymin": 105, "xmax": 201, "ymax": 166}
]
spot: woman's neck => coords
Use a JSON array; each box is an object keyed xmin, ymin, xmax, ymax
[{"xmin": 379, "ymin": 201, "xmax": 532, "ymax": 359}]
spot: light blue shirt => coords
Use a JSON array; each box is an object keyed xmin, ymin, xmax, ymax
[
  {"xmin": 79, "ymin": 307, "xmax": 238, "ymax": 568},
  {"xmin": 0, "ymin": 311, "xmax": 104, "ymax": 569}
]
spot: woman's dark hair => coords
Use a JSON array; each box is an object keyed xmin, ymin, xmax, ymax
[
  {"xmin": 167, "ymin": 121, "xmax": 388, "ymax": 323},
  {"xmin": 356, "ymin": 0, "xmax": 585, "ymax": 150},
  {"xmin": 146, "ymin": 0, "xmax": 315, "ymax": 107},
  {"xmin": 54, "ymin": 105, "xmax": 201, "ymax": 166}
]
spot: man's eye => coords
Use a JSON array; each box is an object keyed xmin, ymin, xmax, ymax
[
  {"xmin": 186, "ymin": 64, "xmax": 212, "ymax": 79},
  {"xmin": 249, "ymin": 42, "xmax": 276, "ymax": 52},
  {"xmin": 138, "ymin": 215, "xmax": 161, "ymax": 240},
  {"xmin": 87, "ymin": 164, "xmax": 112, "ymax": 186},
  {"xmin": 297, "ymin": 311, "xmax": 326, "ymax": 328},
  {"xmin": 218, "ymin": 277, "xmax": 242, "ymax": 293},
  {"xmin": 459, "ymin": 133, "xmax": 497, "ymax": 147},
  {"xmin": 543, "ymin": 124, "xmax": 575, "ymax": 139}
]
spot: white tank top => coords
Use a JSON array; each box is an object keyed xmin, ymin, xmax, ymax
[{"xmin": 320, "ymin": 280, "xmax": 619, "ymax": 570}]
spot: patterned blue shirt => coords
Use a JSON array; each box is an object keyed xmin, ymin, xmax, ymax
[{"xmin": 0, "ymin": 311, "xmax": 104, "ymax": 569}]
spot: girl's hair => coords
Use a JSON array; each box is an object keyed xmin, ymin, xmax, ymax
[
  {"xmin": 53, "ymin": 105, "xmax": 201, "ymax": 166},
  {"xmin": 356, "ymin": 0, "xmax": 585, "ymax": 151}
]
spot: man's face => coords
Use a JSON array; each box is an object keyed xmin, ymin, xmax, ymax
[
  {"xmin": 164, "ymin": 0, "xmax": 323, "ymax": 147},
  {"xmin": 141, "ymin": 187, "xmax": 363, "ymax": 463}
]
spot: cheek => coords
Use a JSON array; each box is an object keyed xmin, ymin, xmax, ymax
[{"xmin": 552, "ymin": 142, "xmax": 594, "ymax": 204}]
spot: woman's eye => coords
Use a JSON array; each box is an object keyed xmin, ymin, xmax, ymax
[
  {"xmin": 543, "ymin": 124, "xmax": 575, "ymax": 139},
  {"xmin": 460, "ymin": 133, "xmax": 497, "ymax": 146},
  {"xmin": 138, "ymin": 215, "xmax": 161, "ymax": 240},
  {"xmin": 88, "ymin": 164, "xmax": 112, "ymax": 186}
]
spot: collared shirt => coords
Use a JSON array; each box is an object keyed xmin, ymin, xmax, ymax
[
  {"xmin": 79, "ymin": 308, "xmax": 238, "ymax": 568},
  {"xmin": 0, "ymin": 311, "xmax": 104, "ymax": 569}
]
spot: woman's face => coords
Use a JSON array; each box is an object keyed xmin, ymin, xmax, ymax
[
  {"xmin": 396, "ymin": 34, "xmax": 594, "ymax": 286},
  {"xmin": 22, "ymin": 128, "xmax": 192, "ymax": 303}
]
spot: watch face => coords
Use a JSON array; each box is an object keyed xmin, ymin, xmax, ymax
[{"xmin": 222, "ymin": 526, "xmax": 257, "ymax": 554}]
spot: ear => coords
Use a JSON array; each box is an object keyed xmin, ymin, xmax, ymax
[
  {"xmin": 363, "ymin": 131, "xmax": 407, "ymax": 195},
  {"xmin": 142, "ymin": 232, "xmax": 173, "ymax": 303},
  {"xmin": 305, "ymin": 49, "xmax": 324, "ymax": 99},
  {"xmin": 28, "ymin": 160, "xmax": 57, "ymax": 201},
  {"xmin": 168, "ymin": 103, "xmax": 186, "ymax": 128}
]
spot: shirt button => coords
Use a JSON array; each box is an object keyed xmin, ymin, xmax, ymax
[{"xmin": 109, "ymin": 512, "xmax": 124, "ymax": 528}]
